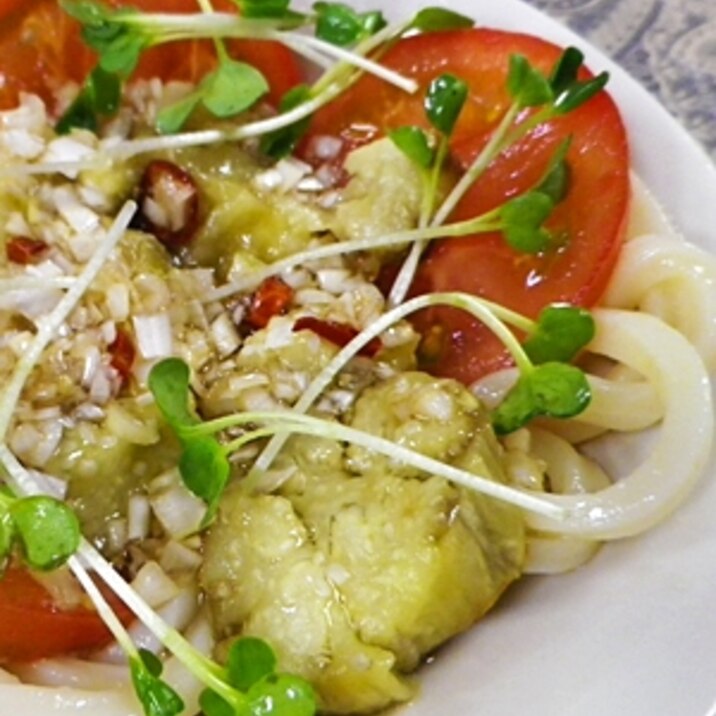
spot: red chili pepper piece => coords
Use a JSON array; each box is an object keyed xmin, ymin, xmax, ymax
[
  {"xmin": 293, "ymin": 316, "xmax": 382, "ymax": 357},
  {"xmin": 108, "ymin": 328, "xmax": 136, "ymax": 384},
  {"xmin": 6, "ymin": 236, "xmax": 49, "ymax": 264},
  {"xmin": 134, "ymin": 159, "xmax": 200, "ymax": 249},
  {"xmin": 246, "ymin": 277, "xmax": 295, "ymax": 329}
]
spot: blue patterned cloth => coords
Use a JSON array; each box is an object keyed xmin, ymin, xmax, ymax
[{"xmin": 530, "ymin": 0, "xmax": 716, "ymax": 158}]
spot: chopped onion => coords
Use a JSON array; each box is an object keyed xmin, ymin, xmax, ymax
[
  {"xmin": 105, "ymin": 283, "xmax": 130, "ymax": 322},
  {"xmin": 52, "ymin": 186, "xmax": 101, "ymax": 234},
  {"xmin": 307, "ymin": 134, "xmax": 343, "ymax": 161},
  {"xmin": 274, "ymin": 157, "xmax": 311, "ymax": 191},
  {"xmin": 210, "ymin": 312, "xmax": 241, "ymax": 358},
  {"xmin": 130, "ymin": 561, "xmax": 180, "ymax": 608},
  {"xmin": 127, "ymin": 493, "xmax": 152, "ymax": 542},
  {"xmin": 41, "ymin": 136, "xmax": 96, "ymax": 178},
  {"xmin": 132, "ymin": 313, "xmax": 173, "ymax": 359},
  {"xmin": 159, "ymin": 539, "xmax": 203, "ymax": 573},
  {"xmin": 149, "ymin": 470, "xmax": 205, "ymax": 538},
  {"xmin": 1, "ymin": 129, "xmax": 44, "ymax": 159},
  {"xmin": 94, "ymin": 587, "xmax": 198, "ymax": 664}
]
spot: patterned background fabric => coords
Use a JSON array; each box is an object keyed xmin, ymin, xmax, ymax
[{"xmin": 530, "ymin": 0, "xmax": 716, "ymax": 158}]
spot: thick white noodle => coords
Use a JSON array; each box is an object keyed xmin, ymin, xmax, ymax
[
  {"xmin": 0, "ymin": 684, "xmax": 139, "ymax": 714},
  {"xmin": 522, "ymin": 428, "xmax": 611, "ymax": 574},
  {"xmin": 475, "ymin": 368, "xmax": 664, "ymax": 442},
  {"xmin": 526, "ymin": 308, "xmax": 713, "ymax": 539},
  {"xmin": 524, "ymin": 536, "xmax": 601, "ymax": 574},
  {"xmin": 8, "ymin": 659, "xmax": 130, "ymax": 690},
  {"xmin": 602, "ymin": 233, "xmax": 716, "ymax": 371}
]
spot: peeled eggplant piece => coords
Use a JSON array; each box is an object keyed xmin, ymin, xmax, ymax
[{"xmin": 201, "ymin": 372, "xmax": 525, "ymax": 714}]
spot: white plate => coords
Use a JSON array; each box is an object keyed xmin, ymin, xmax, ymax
[{"xmin": 346, "ymin": 1, "xmax": 716, "ymax": 714}]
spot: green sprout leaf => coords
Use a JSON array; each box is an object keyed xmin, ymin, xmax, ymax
[
  {"xmin": 10, "ymin": 496, "xmax": 80, "ymax": 571},
  {"xmin": 57, "ymin": 65, "xmax": 121, "ymax": 134},
  {"xmin": 201, "ymin": 60, "xmax": 269, "ymax": 118},
  {"xmin": 227, "ymin": 638, "xmax": 278, "ymax": 692},
  {"xmin": 96, "ymin": 31, "xmax": 147, "ymax": 76},
  {"xmin": 535, "ymin": 137, "xmax": 571, "ymax": 204},
  {"xmin": 553, "ymin": 72, "xmax": 609, "ymax": 114},
  {"xmin": 492, "ymin": 363, "xmax": 591, "ymax": 435},
  {"xmin": 247, "ymin": 674, "xmax": 317, "ymax": 716},
  {"xmin": 501, "ymin": 191, "xmax": 554, "ymax": 254},
  {"xmin": 0, "ymin": 512, "xmax": 14, "ymax": 573},
  {"xmin": 389, "ymin": 126, "xmax": 435, "ymax": 169},
  {"xmin": 424, "ymin": 73, "xmax": 468, "ymax": 137},
  {"xmin": 131, "ymin": 650, "xmax": 185, "ymax": 716},
  {"xmin": 548, "ymin": 47, "xmax": 609, "ymax": 115},
  {"xmin": 260, "ymin": 84, "xmax": 313, "ymax": 159},
  {"xmin": 507, "ymin": 54, "xmax": 553, "ymax": 108},
  {"xmin": 149, "ymin": 359, "xmax": 230, "ymax": 520},
  {"xmin": 199, "ymin": 689, "xmax": 236, "ymax": 716},
  {"xmin": 60, "ymin": 1, "xmax": 149, "ymax": 76},
  {"xmin": 156, "ymin": 92, "xmax": 203, "ymax": 135},
  {"xmin": 139, "ymin": 649, "xmax": 164, "ymax": 678},
  {"xmin": 313, "ymin": 2, "xmax": 386, "ymax": 47},
  {"xmin": 149, "ymin": 358, "xmax": 199, "ymax": 432},
  {"xmin": 232, "ymin": 0, "xmax": 295, "ymax": 19},
  {"xmin": 524, "ymin": 304, "xmax": 596, "ymax": 364},
  {"xmin": 549, "ymin": 46, "xmax": 584, "ymax": 97},
  {"xmin": 199, "ymin": 638, "xmax": 314, "ymax": 716},
  {"xmin": 179, "ymin": 436, "xmax": 231, "ymax": 523},
  {"xmin": 157, "ymin": 57, "xmax": 269, "ymax": 133},
  {"xmin": 60, "ymin": 0, "xmax": 114, "ymax": 25},
  {"xmin": 409, "ymin": 7, "xmax": 475, "ymax": 32}
]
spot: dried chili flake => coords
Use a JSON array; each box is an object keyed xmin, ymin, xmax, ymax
[
  {"xmin": 246, "ymin": 277, "xmax": 295, "ymax": 329},
  {"xmin": 293, "ymin": 316, "xmax": 382, "ymax": 357},
  {"xmin": 108, "ymin": 328, "xmax": 136, "ymax": 384},
  {"xmin": 6, "ymin": 236, "xmax": 48, "ymax": 265},
  {"xmin": 134, "ymin": 160, "xmax": 199, "ymax": 250}
]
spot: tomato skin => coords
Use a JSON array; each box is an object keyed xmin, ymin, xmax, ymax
[
  {"xmin": 0, "ymin": 568, "xmax": 133, "ymax": 662},
  {"xmin": 307, "ymin": 29, "xmax": 630, "ymax": 384},
  {"xmin": 0, "ymin": 0, "xmax": 301, "ymax": 110}
]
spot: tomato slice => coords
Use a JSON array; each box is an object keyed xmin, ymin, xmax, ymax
[
  {"xmin": 0, "ymin": 567, "xmax": 133, "ymax": 662},
  {"xmin": 0, "ymin": 0, "xmax": 301, "ymax": 110},
  {"xmin": 307, "ymin": 29, "xmax": 630, "ymax": 384}
]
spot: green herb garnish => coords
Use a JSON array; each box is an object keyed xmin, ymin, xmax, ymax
[
  {"xmin": 131, "ymin": 649, "xmax": 185, "ymax": 716},
  {"xmin": 56, "ymin": 65, "xmax": 121, "ymax": 134},
  {"xmin": 260, "ymin": 84, "xmax": 313, "ymax": 159},
  {"xmin": 408, "ymin": 7, "xmax": 474, "ymax": 32},
  {"xmin": 314, "ymin": 2, "xmax": 387, "ymax": 47},
  {"xmin": 492, "ymin": 363, "xmax": 591, "ymax": 435},
  {"xmin": 388, "ymin": 125, "xmax": 435, "ymax": 169},
  {"xmin": 0, "ymin": 492, "xmax": 80, "ymax": 571},
  {"xmin": 523, "ymin": 304, "xmax": 596, "ymax": 364},
  {"xmin": 148, "ymin": 358, "xmax": 230, "ymax": 524}
]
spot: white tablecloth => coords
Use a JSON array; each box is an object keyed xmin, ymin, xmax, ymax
[{"xmin": 530, "ymin": 0, "xmax": 716, "ymax": 158}]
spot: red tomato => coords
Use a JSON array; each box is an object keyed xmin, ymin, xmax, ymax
[
  {"xmin": 0, "ymin": 0, "xmax": 301, "ymax": 110},
  {"xmin": 0, "ymin": 0, "xmax": 24, "ymax": 17},
  {"xmin": 0, "ymin": 567, "xmax": 133, "ymax": 662},
  {"xmin": 307, "ymin": 29, "xmax": 630, "ymax": 384}
]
